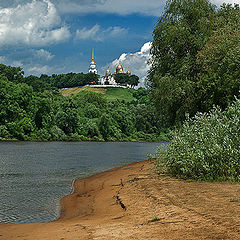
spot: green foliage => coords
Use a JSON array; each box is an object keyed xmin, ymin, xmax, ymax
[
  {"xmin": 55, "ymin": 99, "xmax": 79, "ymax": 135},
  {"xmin": 50, "ymin": 126, "xmax": 67, "ymax": 141},
  {"xmin": 111, "ymin": 105, "xmax": 136, "ymax": 135},
  {"xmin": 114, "ymin": 73, "xmax": 129, "ymax": 85},
  {"xmin": 24, "ymin": 75, "xmax": 53, "ymax": 92},
  {"xmin": 0, "ymin": 64, "xmax": 166, "ymax": 142},
  {"xmin": 78, "ymin": 119, "xmax": 100, "ymax": 138},
  {"xmin": 0, "ymin": 62, "xmax": 102, "ymax": 93},
  {"xmin": 196, "ymin": 4, "xmax": 240, "ymax": 112},
  {"xmin": 148, "ymin": 0, "xmax": 240, "ymax": 126},
  {"xmin": 0, "ymin": 125, "xmax": 9, "ymax": 139},
  {"xmin": 0, "ymin": 64, "xmax": 24, "ymax": 83},
  {"xmin": 114, "ymin": 73, "xmax": 139, "ymax": 87},
  {"xmin": 99, "ymin": 113, "xmax": 126, "ymax": 140},
  {"xmin": 155, "ymin": 99, "xmax": 240, "ymax": 182},
  {"xmin": 49, "ymin": 72, "xmax": 99, "ymax": 89}
]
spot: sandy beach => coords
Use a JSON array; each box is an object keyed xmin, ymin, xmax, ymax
[{"xmin": 0, "ymin": 160, "xmax": 239, "ymax": 240}]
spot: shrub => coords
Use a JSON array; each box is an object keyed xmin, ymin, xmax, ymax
[
  {"xmin": 78, "ymin": 119, "xmax": 100, "ymax": 138},
  {"xmin": 0, "ymin": 125, "xmax": 9, "ymax": 139},
  {"xmin": 50, "ymin": 126, "xmax": 67, "ymax": 141},
  {"xmin": 155, "ymin": 99, "xmax": 240, "ymax": 182},
  {"xmin": 37, "ymin": 128, "xmax": 51, "ymax": 141}
]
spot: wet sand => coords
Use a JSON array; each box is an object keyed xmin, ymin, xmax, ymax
[{"xmin": 0, "ymin": 160, "xmax": 240, "ymax": 239}]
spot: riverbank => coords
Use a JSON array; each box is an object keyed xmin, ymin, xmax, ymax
[{"xmin": 0, "ymin": 160, "xmax": 239, "ymax": 240}]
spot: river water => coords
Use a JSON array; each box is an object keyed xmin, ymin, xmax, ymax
[{"xmin": 0, "ymin": 141, "xmax": 163, "ymax": 223}]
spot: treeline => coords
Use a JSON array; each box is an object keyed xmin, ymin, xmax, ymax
[
  {"xmin": 0, "ymin": 64, "xmax": 139, "ymax": 91},
  {"xmin": 148, "ymin": 0, "xmax": 240, "ymax": 127},
  {"xmin": 0, "ymin": 64, "xmax": 99, "ymax": 90},
  {"xmin": 0, "ymin": 67, "xmax": 167, "ymax": 142}
]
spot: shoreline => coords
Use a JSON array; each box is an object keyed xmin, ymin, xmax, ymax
[
  {"xmin": 0, "ymin": 160, "xmax": 239, "ymax": 240},
  {"xmin": 0, "ymin": 140, "xmax": 166, "ymax": 143}
]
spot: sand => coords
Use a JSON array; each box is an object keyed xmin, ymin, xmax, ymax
[{"xmin": 0, "ymin": 160, "xmax": 240, "ymax": 240}]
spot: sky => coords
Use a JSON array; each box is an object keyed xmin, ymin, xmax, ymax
[{"xmin": 0, "ymin": 0, "xmax": 238, "ymax": 86}]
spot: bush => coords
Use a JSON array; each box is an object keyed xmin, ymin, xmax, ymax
[
  {"xmin": 0, "ymin": 125, "xmax": 9, "ymax": 139},
  {"xmin": 155, "ymin": 99, "xmax": 240, "ymax": 182},
  {"xmin": 50, "ymin": 126, "xmax": 67, "ymax": 141},
  {"xmin": 37, "ymin": 129, "xmax": 51, "ymax": 141},
  {"xmin": 78, "ymin": 119, "xmax": 100, "ymax": 138}
]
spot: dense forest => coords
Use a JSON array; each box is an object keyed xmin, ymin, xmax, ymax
[
  {"xmin": 150, "ymin": 0, "xmax": 240, "ymax": 182},
  {"xmin": 0, "ymin": 64, "xmax": 166, "ymax": 142}
]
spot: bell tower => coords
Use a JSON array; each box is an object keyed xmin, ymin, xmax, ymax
[{"xmin": 89, "ymin": 48, "xmax": 98, "ymax": 74}]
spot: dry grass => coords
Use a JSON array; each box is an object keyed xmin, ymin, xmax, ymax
[{"xmin": 60, "ymin": 86, "xmax": 106, "ymax": 96}]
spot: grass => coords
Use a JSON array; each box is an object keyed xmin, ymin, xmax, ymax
[
  {"xmin": 61, "ymin": 86, "xmax": 136, "ymax": 102},
  {"xmin": 148, "ymin": 216, "xmax": 160, "ymax": 223},
  {"xmin": 104, "ymin": 87, "xmax": 136, "ymax": 102},
  {"xmin": 60, "ymin": 86, "xmax": 106, "ymax": 96}
]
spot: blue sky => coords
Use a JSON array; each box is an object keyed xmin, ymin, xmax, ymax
[{"xmin": 0, "ymin": 0, "xmax": 236, "ymax": 85}]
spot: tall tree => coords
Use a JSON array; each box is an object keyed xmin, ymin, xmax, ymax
[
  {"xmin": 148, "ymin": 0, "xmax": 216, "ymax": 125},
  {"xmin": 196, "ymin": 4, "xmax": 240, "ymax": 111}
]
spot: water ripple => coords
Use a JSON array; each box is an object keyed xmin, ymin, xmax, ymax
[{"xmin": 0, "ymin": 141, "xmax": 162, "ymax": 223}]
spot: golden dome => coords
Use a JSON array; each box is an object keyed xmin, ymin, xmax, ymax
[
  {"xmin": 119, "ymin": 68, "xmax": 124, "ymax": 73},
  {"xmin": 105, "ymin": 69, "xmax": 111, "ymax": 76},
  {"xmin": 127, "ymin": 69, "xmax": 131, "ymax": 73},
  {"xmin": 117, "ymin": 64, "xmax": 123, "ymax": 69},
  {"xmin": 90, "ymin": 60, "xmax": 96, "ymax": 65}
]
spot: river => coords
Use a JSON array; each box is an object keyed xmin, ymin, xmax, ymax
[{"xmin": 0, "ymin": 141, "xmax": 164, "ymax": 223}]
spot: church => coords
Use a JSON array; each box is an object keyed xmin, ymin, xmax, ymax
[{"xmin": 88, "ymin": 49, "xmax": 131, "ymax": 86}]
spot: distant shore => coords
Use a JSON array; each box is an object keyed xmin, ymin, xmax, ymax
[{"xmin": 0, "ymin": 160, "xmax": 239, "ymax": 240}]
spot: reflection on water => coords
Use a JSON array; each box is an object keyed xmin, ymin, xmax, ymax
[{"xmin": 0, "ymin": 141, "xmax": 165, "ymax": 223}]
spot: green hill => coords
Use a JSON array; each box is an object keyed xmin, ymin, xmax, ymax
[
  {"xmin": 104, "ymin": 87, "xmax": 136, "ymax": 102},
  {"xmin": 61, "ymin": 86, "xmax": 136, "ymax": 102}
]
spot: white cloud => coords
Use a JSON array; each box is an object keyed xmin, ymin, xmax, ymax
[
  {"xmin": 58, "ymin": 0, "xmax": 240, "ymax": 16},
  {"xmin": 211, "ymin": 0, "xmax": 240, "ymax": 5},
  {"xmin": 0, "ymin": 47, "xmax": 56, "ymax": 76},
  {"xmin": 12, "ymin": 60, "xmax": 23, "ymax": 67},
  {"xmin": 76, "ymin": 24, "xmax": 101, "ymax": 41},
  {"xmin": 0, "ymin": 0, "xmax": 70, "ymax": 48},
  {"xmin": 1, "ymin": 1, "xmax": 240, "ymax": 18},
  {"xmin": 26, "ymin": 64, "xmax": 54, "ymax": 75},
  {"xmin": 35, "ymin": 49, "xmax": 54, "ymax": 60},
  {"xmin": 75, "ymin": 24, "xmax": 128, "ymax": 42},
  {"xmin": 102, "ymin": 42, "xmax": 152, "ymax": 87},
  {"xmin": 57, "ymin": 0, "xmax": 165, "ymax": 16},
  {"xmin": 0, "ymin": 56, "xmax": 6, "ymax": 63}
]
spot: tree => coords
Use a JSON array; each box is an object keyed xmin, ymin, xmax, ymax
[
  {"xmin": 0, "ymin": 64, "xmax": 24, "ymax": 83},
  {"xmin": 128, "ymin": 75, "xmax": 139, "ymax": 88},
  {"xmin": 98, "ymin": 113, "xmax": 122, "ymax": 140},
  {"xmin": 196, "ymin": 4, "xmax": 240, "ymax": 111},
  {"xmin": 111, "ymin": 106, "xmax": 136, "ymax": 135},
  {"xmin": 114, "ymin": 73, "xmax": 129, "ymax": 85},
  {"xmin": 24, "ymin": 75, "xmax": 53, "ymax": 92},
  {"xmin": 148, "ymin": 0, "xmax": 216, "ymax": 125},
  {"xmin": 85, "ymin": 73, "xmax": 99, "ymax": 84},
  {"xmin": 55, "ymin": 98, "xmax": 79, "ymax": 134}
]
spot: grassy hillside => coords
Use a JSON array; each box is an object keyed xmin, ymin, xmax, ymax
[
  {"xmin": 104, "ymin": 87, "xmax": 135, "ymax": 102},
  {"xmin": 60, "ymin": 86, "xmax": 136, "ymax": 102},
  {"xmin": 60, "ymin": 86, "xmax": 106, "ymax": 96}
]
